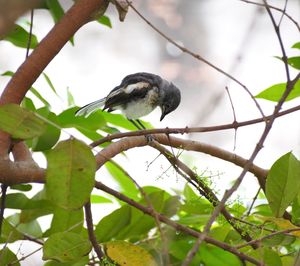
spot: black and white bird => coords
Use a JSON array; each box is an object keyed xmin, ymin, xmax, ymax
[{"xmin": 75, "ymin": 72, "xmax": 181, "ymax": 129}]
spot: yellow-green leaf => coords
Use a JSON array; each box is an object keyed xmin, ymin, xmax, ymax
[
  {"xmin": 256, "ymin": 79, "xmax": 300, "ymax": 102},
  {"xmin": 266, "ymin": 152, "xmax": 300, "ymax": 217},
  {"xmin": 104, "ymin": 240, "xmax": 157, "ymax": 266},
  {"xmin": 46, "ymin": 139, "xmax": 95, "ymax": 210},
  {"xmin": 0, "ymin": 104, "xmax": 46, "ymax": 139},
  {"xmin": 43, "ymin": 232, "xmax": 91, "ymax": 262}
]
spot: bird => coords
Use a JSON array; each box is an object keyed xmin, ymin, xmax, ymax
[{"xmin": 75, "ymin": 72, "xmax": 181, "ymax": 129}]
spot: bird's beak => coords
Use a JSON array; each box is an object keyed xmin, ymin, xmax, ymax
[{"xmin": 160, "ymin": 106, "xmax": 166, "ymax": 121}]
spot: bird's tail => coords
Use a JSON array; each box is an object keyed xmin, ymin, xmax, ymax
[{"xmin": 75, "ymin": 98, "xmax": 105, "ymax": 117}]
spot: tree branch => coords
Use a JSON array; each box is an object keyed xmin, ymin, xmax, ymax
[
  {"xmin": 150, "ymin": 140, "xmax": 258, "ymax": 248},
  {"xmin": 84, "ymin": 201, "xmax": 105, "ymax": 261},
  {"xmin": 0, "ymin": 0, "xmax": 108, "ymax": 155},
  {"xmin": 90, "ymin": 102, "xmax": 300, "ymax": 147}
]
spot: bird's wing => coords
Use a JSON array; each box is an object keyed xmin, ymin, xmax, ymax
[
  {"xmin": 104, "ymin": 80, "xmax": 153, "ymax": 110},
  {"xmin": 75, "ymin": 98, "xmax": 106, "ymax": 117}
]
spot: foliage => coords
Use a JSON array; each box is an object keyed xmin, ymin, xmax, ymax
[{"xmin": 0, "ymin": 1, "xmax": 299, "ymax": 265}]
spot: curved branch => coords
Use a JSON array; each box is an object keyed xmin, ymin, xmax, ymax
[
  {"xmin": 0, "ymin": 0, "xmax": 108, "ymax": 154},
  {"xmin": 94, "ymin": 135, "xmax": 267, "ymax": 187}
]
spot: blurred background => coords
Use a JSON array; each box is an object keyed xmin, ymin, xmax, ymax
[{"xmin": 0, "ymin": 0, "xmax": 299, "ymax": 264}]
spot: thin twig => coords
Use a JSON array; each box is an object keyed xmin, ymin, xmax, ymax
[
  {"xmin": 126, "ymin": 0, "xmax": 266, "ymax": 119},
  {"xmin": 244, "ymin": 188, "xmax": 261, "ymax": 217},
  {"xmin": 236, "ymin": 228, "xmax": 300, "ymax": 249},
  {"xmin": 90, "ymin": 102, "xmax": 300, "ymax": 147},
  {"xmin": 25, "ymin": 9, "xmax": 34, "ymax": 59},
  {"xmin": 10, "ymin": 247, "xmax": 42, "ymax": 265},
  {"xmin": 0, "ymin": 184, "xmax": 7, "ymax": 238},
  {"xmin": 239, "ymin": 0, "xmax": 300, "ymax": 31},
  {"xmin": 84, "ymin": 201, "xmax": 105, "ymax": 261},
  {"xmin": 225, "ymin": 86, "xmax": 237, "ymax": 150},
  {"xmin": 278, "ymin": 0, "xmax": 288, "ymax": 27}
]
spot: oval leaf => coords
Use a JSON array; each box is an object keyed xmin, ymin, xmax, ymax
[
  {"xmin": 256, "ymin": 80, "xmax": 300, "ymax": 102},
  {"xmin": 48, "ymin": 207, "xmax": 84, "ymax": 235},
  {"xmin": 266, "ymin": 152, "xmax": 300, "ymax": 217},
  {"xmin": 30, "ymin": 108, "xmax": 61, "ymax": 151},
  {"xmin": 97, "ymin": 15, "xmax": 112, "ymax": 28},
  {"xmin": 104, "ymin": 240, "xmax": 157, "ymax": 266},
  {"xmin": 4, "ymin": 24, "xmax": 38, "ymax": 49},
  {"xmin": 0, "ymin": 104, "xmax": 46, "ymax": 139},
  {"xmin": 95, "ymin": 205, "xmax": 131, "ymax": 242},
  {"xmin": 46, "ymin": 139, "xmax": 95, "ymax": 209},
  {"xmin": 43, "ymin": 232, "xmax": 91, "ymax": 262},
  {"xmin": 0, "ymin": 248, "xmax": 20, "ymax": 266}
]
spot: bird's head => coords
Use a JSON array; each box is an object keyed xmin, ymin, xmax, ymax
[{"xmin": 159, "ymin": 82, "xmax": 181, "ymax": 121}]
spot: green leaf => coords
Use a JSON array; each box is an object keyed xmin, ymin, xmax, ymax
[
  {"xmin": 105, "ymin": 161, "xmax": 139, "ymax": 200},
  {"xmin": 67, "ymin": 87, "xmax": 75, "ymax": 107},
  {"xmin": 101, "ymin": 111, "xmax": 153, "ymax": 130},
  {"xmin": 0, "ymin": 248, "xmax": 20, "ymax": 266},
  {"xmin": 95, "ymin": 205, "xmax": 131, "ymax": 242},
  {"xmin": 46, "ymin": 0, "xmax": 64, "ymax": 23},
  {"xmin": 30, "ymin": 87, "xmax": 51, "ymax": 107},
  {"xmin": 250, "ymin": 248, "xmax": 282, "ymax": 266},
  {"xmin": 90, "ymin": 194, "xmax": 113, "ymax": 204},
  {"xmin": 162, "ymin": 195, "xmax": 180, "ymax": 216},
  {"xmin": 256, "ymin": 80, "xmax": 300, "ymax": 102},
  {"xmin": 29, "ymin": 107, "xmax": 61, "ymax": 151},
  {"xmin": 199, "ymin": 243, "xmax": 242, "ymax": 266},
  {"xmin": 97, "ymin": 15, "xmax": 112, "ymax": 28},
  {"xmin": 292, "ymin": 42, "xmax": 300, "ymax": 49},
  {"xmin": 21, "ymin": 97, "xmax": 36, "ymax": 111},
  {"xmin": 46, "ymin": 139, "xmax": 95, "ymax": 209},
  {"xmin": 58, "ymin": 107, "xmax": 106, "ymax": 131},
  {"xmin": 43, "ymin": 72, "xmax": 59, "ymax": 96},
  {"xmin": 262, "ymin": 233, "xmax": 295, "ymax": 247},
  {"xmin": 169, "ymin": 239, "xmax": 201, "ymax": 263},
  {"xmin": 43, "ymin": 232, "xmax": 91, "ymax": 262},
  {"xmin": 183, "ymin": 183, "xmax": 199, "ymax": 201},
  {"xmin": 7, "ymin": 213, "xmax": 43, "ymax": 238},
  {"xmin": 266, "ymin": 152, "xmax": 300, "ymax": 217},
  {"xmin": 3, "ymin": 193, "xmax": 30, "ymax": 209},
  {"xmin": 10, "ymin": 184, "xmax": 32, "ymax": 192},
  {"xmin": 48, "ymin": 207, "xmax": 84, "ymax": 235},
  {"xmin": 44, "ymin": 0, "xmax": 74, "ymax": 45},
  {"xmin": 3, "ymin": 24, "xmax": 38, "ymax": 49},
  {"xmin": 0, "ymin": 219, "xmax": 23, "ymax": 243},
  {"xmin": 104, "ymin": 240, "xmax": 157, "ymax": 266},
  {"xmin": 19, "ymin": 189, "xmax": 54, "ymax": 223},
  {"xmin": 253, "ymin": 204, "xmax": 273, "ymax": 216},
  {"xmin": 0, "ymin": 104, "xmax": 47, "ymax": 139},
  {"xmin": 117, "ymin": 192, "xmax": 165, "ymax": 239},
  {"xmin": 275, "ymin": 55, "xmax": 300, "ymax": 70},
  {"xmin": 44, "ymin": 256, "xmax": 89, "ymax": 266},
  {"xmin": 287, "ymin": 56, "xmax": 300, "ymax": 70}
]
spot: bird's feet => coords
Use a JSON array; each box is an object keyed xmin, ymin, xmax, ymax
[{"xmin": 145, "ymin": 134, "xmax": 154, "ymax": 143}]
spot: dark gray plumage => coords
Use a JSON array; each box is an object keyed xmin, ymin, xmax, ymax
[{"xmin": 75, "ymin": 72, "xmax": 181, "ymax": 122}]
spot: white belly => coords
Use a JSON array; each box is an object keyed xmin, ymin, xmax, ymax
[
  {"xmin": 120, "ymin": 98, "xmax": 157, "ymax": 119},
  {"xmin": 113, "ymin": 88, "xmax": 159, "ymax": 119}
]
